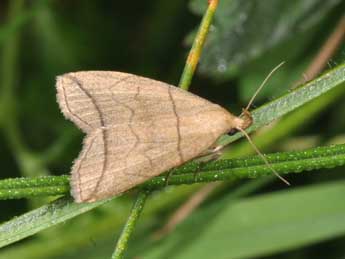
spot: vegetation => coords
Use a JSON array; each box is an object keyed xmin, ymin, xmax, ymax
[{"xmin": 0, "ymin": 1, "xmax": 345, "ymax": 258}]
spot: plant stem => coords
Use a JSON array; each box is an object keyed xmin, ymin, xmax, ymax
[
  {"xmin": 1, "ymin": 143, "xmax": 344, "ymax": 200},
  {"xmin": 110, "ymin": 3, "xmax": 220, "ymax": 257},
  {"xmin": 179, "ymin": 0, "xmax": 219, "ymax": 90},
  {"xmin": 111, "ymin": 191, "xmax": 150, "ymax": 259},
  {"xmin": 222, "ymin": 63, "xmax": 345, "ymax": 145},
  {"xmin": 0, "ymin": 0, "xmax": 25, "ymax": 153},
  {"xmin": 0, "ymin": 0, "xmax": 50, "ymax": 181},
  {"xmin": 0, "ymin": 175, "xmax": 69, "ymax": 189}
]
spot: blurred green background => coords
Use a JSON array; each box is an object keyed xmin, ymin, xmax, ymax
[{"xmin": 1, "ymin": 0, "xmax": 345, "ymax": 258}]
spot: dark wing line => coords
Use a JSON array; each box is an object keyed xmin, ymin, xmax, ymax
[
  {"xmin": 65, "ymin": 75, "xmax": 106, "ymax": 128},
  {"xmin": 108, "ymin": 78, "xmax": 140, "ymax": 185},
  {"xmin": 109, "ymin": 75, "xmax": 133, "ymax": 91},
  {"xmin": 71, "ymin": 132, "xmax": 98, "ymax": 201},
  {"xmin": 83, "ymin": 130, "xmax": 108, "ymax": 202},
  {"xmin": 65, "ymin": 75, "xmax": 109, "ymax": 202},
  {"xmin": 167, "ymin": 86, "xmax": 184, "ymax": 163},
  {"xmin": 59, "ymin": 79, "xmax": 93, "ymax": 132}
]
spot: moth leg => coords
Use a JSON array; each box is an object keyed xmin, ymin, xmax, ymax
[
  {"xmin": 165, "ymin": 144, "xmax": 225, "ymax": 186},
  {"xmin": 164, "ymin": 171, "xmax": 173, "ymax": 186},
  {"xmin": 193, "ymin": 145, "xmax": 224, "ymax": 181},
  {"xmin": 194, "ymin": 143, "xmax": 225, "ymax": 160}
]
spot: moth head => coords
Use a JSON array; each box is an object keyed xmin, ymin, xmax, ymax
[
  {"xmin": 227, "ymin": 109, "xmax": 253, "ymax": 136},
  {"xmin": 239, "ymin": 109, "xmax": 253, "ymax": 130}
]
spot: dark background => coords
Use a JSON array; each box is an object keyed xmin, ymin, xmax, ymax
[{"xmin": 0, "ymin": 1, "xmax": 345, "ymax": 258}]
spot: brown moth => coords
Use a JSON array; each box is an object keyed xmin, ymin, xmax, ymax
[{"xmin": 56, "ymin": 71, "xmax": 252, "ymax": 203}]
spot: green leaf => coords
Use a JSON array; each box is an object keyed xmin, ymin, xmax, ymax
[
  {"xmin": 0, "ymin": 185, "xmax": 200, "ymax": 259},
  {"xmin": 0, "ymin": 197, "xmax": 110, "ymax": 248},
  {"xmin": 189, "ymin": 0, "xmax": 342, "ymax": 78},
  {"xmin": 1, "ymin": 143, "xmax": 345, "ymax": 200},
  {"xmin": 143, "ymin": 180, "xmax": 345, "ymax": 259},
  {"xmin": 222, "ymin": 63, "xmax": 345, "ymax": 145}
]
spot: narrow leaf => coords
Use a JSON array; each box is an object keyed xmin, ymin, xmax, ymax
[
  {"xmin": 144, "ymin": 180, "xmax": 345, "ymax": 259},
  {"xmin": 0, "ymin": 197, "xmax": 110, "ymax": 248}
]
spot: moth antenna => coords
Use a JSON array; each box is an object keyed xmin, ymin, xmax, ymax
[
  {"xmin": 235, "ymin": 126, "xmax": 290, "ymax": 186},
  {"xmin": 244, "ymin": 61, "xmax": 285, "ymax": 112}
]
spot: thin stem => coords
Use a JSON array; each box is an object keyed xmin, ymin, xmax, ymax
[
  {"xmin": 0, "ymin": 143, "xmax": 344, "ymax": 200},
  {"xmin": 0, "ymin": 175, "xmax": 69, "ymax": 189},
  {"xmin": 236, "ymin": 127, "xmax": 290, "ymax": 185},
  {"xmin": 0, "ymin": 0, "xmax": 49, "ymax": 180},
  {"xmin": 0, "ymin": 0, "xmax": 23, "ymax": 101},
  {"xmin": 111, "ymin": 191, "xmax": 150, "ymax": 259},
  {"xmin": 223, "ymin": 63, "xmax": 345, "ymax": 146},
  {"xmin": 0, "ymin": 0, "xmax": 24, "ymax": 142},
  {"xmin": 179, "ymin": 0, "xmax": 219, "ymax": 90},
  {"xmin": 296, "ymin": 15, "xmax": 345, "ymax": 85},
  {"xmin": 0, "ymin": 186, "xmax": 69, "ymax": 200},
  {"xmin": 110, "ymin": 3, "xmax": 220, "ymax": 257}
]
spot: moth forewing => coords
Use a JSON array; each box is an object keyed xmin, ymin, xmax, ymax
[{"xmin": 56, "ymin": 71, "xmax": 246, "ymax": 202}]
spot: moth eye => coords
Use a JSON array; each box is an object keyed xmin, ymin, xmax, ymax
[{"xmin": 228, "ymin": 128, "xmax": 238, "ymax": 136}]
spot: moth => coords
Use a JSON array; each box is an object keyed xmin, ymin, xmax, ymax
[{"xmin": 56, "ymin": 71, "xmax": 260, "ymax": 203}]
